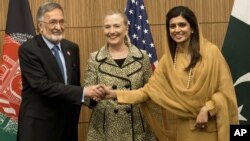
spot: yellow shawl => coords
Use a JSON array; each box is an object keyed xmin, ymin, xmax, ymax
[{"xmin": 116, "ymin": 36, "xmax": 239, "ymax": 141}]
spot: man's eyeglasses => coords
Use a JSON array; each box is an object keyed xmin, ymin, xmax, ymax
[{"xmin": 41, "ymin": 20, "xmax": 66, "ymax": 27}]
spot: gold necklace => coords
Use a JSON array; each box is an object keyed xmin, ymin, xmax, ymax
[{"xmin": 174, "ymin": 48, "xmax": 192, "ymax": 89}]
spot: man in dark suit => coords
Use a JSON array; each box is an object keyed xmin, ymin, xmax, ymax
[{"xmin": 17, "ymin": 2, "xmax": 104, "ymax": 141}]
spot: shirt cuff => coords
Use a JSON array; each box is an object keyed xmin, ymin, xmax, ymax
[{"xmin": 81, "ymin": 89, "xmax": 85, "ymax": 103}]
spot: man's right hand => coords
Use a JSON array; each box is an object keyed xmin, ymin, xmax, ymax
[{"xmin": 84, "ymin": 84, "xmax": 106, "ymax": 101}]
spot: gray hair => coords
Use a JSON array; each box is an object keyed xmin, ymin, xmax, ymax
[{"xmin": 36, "ymin": 2, "xmax": 64, "ymax": 22}]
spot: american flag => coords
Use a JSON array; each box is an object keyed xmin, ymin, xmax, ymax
[{"xmin": 125, "ymin": 0, "xmax": 158, "ymax": 70}]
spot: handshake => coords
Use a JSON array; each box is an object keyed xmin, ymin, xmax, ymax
[{"xmin": 84, "ymin": 84, "xmax": 115, "ymax": 101}]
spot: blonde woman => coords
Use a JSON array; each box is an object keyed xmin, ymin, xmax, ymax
[{"xmin": 83, "ymin": 10, "xmax": 159, "ymax": 141}]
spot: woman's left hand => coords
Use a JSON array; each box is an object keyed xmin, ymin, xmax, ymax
[{"xmin": 195, "ymin": 106, "xmax": 209, "ymax": 129}]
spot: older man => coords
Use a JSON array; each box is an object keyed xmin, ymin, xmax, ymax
[{"xmin": 17, "ymin": 2, "xmax": 104, "ymax": 141}]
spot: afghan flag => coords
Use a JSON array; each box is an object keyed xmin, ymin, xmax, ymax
[
  {"xmin": 0, "ymin": 0, "xmax": 35, "ymax": 140},
  {"xmin": 222, "ymin": 0, "xmax": 250, "ymax": 124}
]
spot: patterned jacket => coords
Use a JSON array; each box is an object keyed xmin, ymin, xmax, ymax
[{"xmin": 84, "ymin": 44, "xmax": 156, "ymax": 141}]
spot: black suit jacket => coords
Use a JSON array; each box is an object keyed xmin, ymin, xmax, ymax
[{"xmin": 17, "ymin": 34, "xmax": 83, "ymax": 141}]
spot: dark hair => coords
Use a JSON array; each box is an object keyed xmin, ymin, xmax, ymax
[{"xmin": 166, "ymin": 6, "xmax": 201, "ymax": 71}]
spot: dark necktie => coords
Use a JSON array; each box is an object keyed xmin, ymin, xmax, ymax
[{"xmin": 52, "ymin": 46, "xmax": 65, "ymax": 81}]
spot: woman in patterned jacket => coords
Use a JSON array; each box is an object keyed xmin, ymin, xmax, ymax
[{"xmin": 83, "ymin": 10, "xmax": 161, "ymax": 141}]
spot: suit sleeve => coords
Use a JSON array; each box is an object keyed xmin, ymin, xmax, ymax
[
  {"xmin": 82, "ymin": 53, "xmax": 98, "ymax": 107},
  {"xmin": 18, "ymin": 41, "xmax": 83, "ymax": 106}
]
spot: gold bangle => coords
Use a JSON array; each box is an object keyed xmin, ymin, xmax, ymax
[{"xmin": 205, "ymin": 100, "xmax": 215, "ymax": 111}]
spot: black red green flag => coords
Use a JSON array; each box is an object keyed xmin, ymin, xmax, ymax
[{"xmin": 0, "ymin": 0, "xmax": 35, "ymax": 140}]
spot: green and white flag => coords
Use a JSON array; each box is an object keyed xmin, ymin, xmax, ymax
[{"xmin": 222, "ymin": 0, "xmax": 250, "ymax": 124}]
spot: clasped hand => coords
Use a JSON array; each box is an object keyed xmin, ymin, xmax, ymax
[{"xmin": 84, "ymin": 84, "xmax": 114, "ymax": 101}]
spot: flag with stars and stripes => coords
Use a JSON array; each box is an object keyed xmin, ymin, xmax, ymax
[
  {"xmin": 125, "ymin": 0, "xmax": 158, "ymax": 70},
  {"xmin": 222, "ymin": 0, "xmax": 250, "ymax": 124},
  {"xmin": 0, "ymin": 0, "xmax": 35, "ymax": 140}
]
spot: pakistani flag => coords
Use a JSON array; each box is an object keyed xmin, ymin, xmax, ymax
[
  {"xmin": 222, "ymin": 0, "xmax": 250, "ymax": 124},
  {"xmin": 0, "ymin": 0, "xmax": 35, "ymax": 140}
]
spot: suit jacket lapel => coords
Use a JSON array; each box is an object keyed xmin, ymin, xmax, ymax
[
  {"xmin": 61, "ymin": 41, "xmax": 72, "ymax": 84},
  {"xmin": 36, "ymin": 35, "xmax": 65, "ymax": 82}
]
